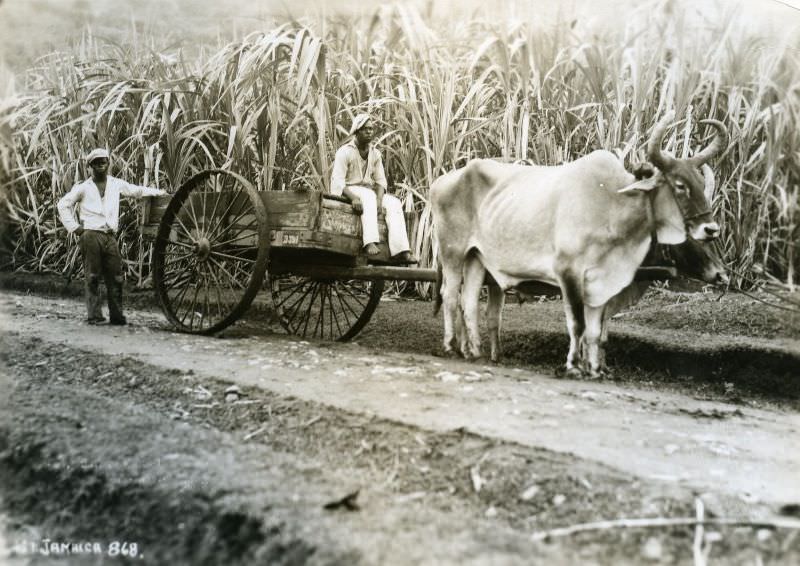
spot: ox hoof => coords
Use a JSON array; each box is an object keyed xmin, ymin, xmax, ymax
[
  {"xmin": 587, "ymin": 368, "xmax": 608, "ymax": 380},
  {"xmin": 565, "ymin": 367, "xmax": 582, "ymax": 379},
  {"xmin": 442, "ymin": 348, "xmax": 461, "ymax": 359}
]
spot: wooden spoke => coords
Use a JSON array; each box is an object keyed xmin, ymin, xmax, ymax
[
  {"xmin": 270, "ymin": 276, "xmax": 384, "ymax": 341},
  {"xmin": 153, "ymin": 170, "xmax": 269, "ymax": 334}
]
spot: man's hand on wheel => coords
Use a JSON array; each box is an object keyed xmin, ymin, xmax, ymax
[{"xmin": 351, "ymin": 198, "xmax": 363, "ymax": 215}]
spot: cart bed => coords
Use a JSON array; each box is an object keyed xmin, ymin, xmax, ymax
[{"xmin": 141, "ymin": 189, "xmax": 392, "ymax": 262}]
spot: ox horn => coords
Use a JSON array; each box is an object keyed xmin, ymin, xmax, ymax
[
  {"xmin": 702, "ymin": 164, "xmax": 715, "ymax": 202},
  {"xmin": 689, "ymin": 119, "xmax": 728, "ymax": 166},
  {"xmin": 647, "ymin": 111, "xmax": 677, "ymax": 170}
]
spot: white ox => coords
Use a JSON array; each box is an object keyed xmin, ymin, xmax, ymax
[{"xmin": 431, "ymin": 112, "xmax": 728, "ymax": 377}]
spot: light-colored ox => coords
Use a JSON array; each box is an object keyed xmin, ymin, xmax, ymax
[{"xmin": 430, "ymin": 112, "xmax": 728, "ymax": 377}]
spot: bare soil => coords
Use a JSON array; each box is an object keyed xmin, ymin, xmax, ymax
[
  {"xmin": 0, "ymin": 276, "xmax": 799, "ymax": 564},
  {"xmin": 4, "ymin": 272, "xmax": 798, "ymax": 403},
  {"xmin": 356, "ymin": 288, "xmax": 800, "ymax": 404}
]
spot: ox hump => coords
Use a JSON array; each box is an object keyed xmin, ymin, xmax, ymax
[
  {"xmin": 567, "ymin": 151, "xmax": 634, "ymax": 193},
  {"xmin": 581, "ymin": 150, "xmax": 628, "ymax": 174}
]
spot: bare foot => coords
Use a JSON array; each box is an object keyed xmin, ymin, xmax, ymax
[{"xmin": 364, "ymin": 243, "xmax": 380, "ymax": 255}]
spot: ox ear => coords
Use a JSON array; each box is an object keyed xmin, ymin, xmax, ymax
[
  {"xmin": 702, "ymin": 164, "xmax": 716, "ymax": 202},
  {"xmin": 618, "ymin": 176, "xmax": 658, "ymax": 193},
  {"xmin": 651, "ymin": 184, "xmax": 686, "ymax": 244}
]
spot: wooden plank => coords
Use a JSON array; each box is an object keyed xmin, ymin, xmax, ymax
[
  {"xmin": 261, "ymin": 190, "xmax": 318, "ymax": 213},
  {"xmin": 318, "ymin": 206, "xmax": 388, "ymax": 235},
  {"xmin": 268, "ymin": 263, "xmax": 437, "ymax": 282},
  {"xmin": 321, "ymin": 197, "xmax": 355, "ymax": 211},
  {"xmin": 139, "ymin": 198, "xmax": 152, "ymax": 226},
  {"xmin": 270, "ymin": 248, "xmax": 363, "ymax": 270},
  {"xmin": 269, "ymin": 229, "xmax": 365, "ymax": 256},
  {"xmin": 140, "ymin": 194, "xmax": 171, "ymax": 228},
  {"xmin": 144, "ymin": 191, "xmax": 260, "ymax": 226},
  {"xmin": 319, "ymin": 206, "xmax": 361, "ymax": 237},
  {"xmin": 264, "ymin": 191, "xmax": 390, "ymax": 257},
  {"xmin": 142, "ymin": 192, "xmax": 259, "ymax": 245},
  {"xmin": 263, "ymin": 192, "xmax": 321, "ymax": 248},
  {"xmin": 267, "ymin": 211, "xmax": 315, "ymax": 229}
]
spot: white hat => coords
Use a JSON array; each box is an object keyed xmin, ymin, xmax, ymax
[
  {"xmin": 349, "ymin": 113, "xmax": 370, "ymax": 136},
  {"xmin": 86, "ymin": 148, "xmax": 109, "ymax": 163}
]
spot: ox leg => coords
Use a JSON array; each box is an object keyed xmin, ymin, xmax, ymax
[
  {"xmin": 487, "ymin": 282, "xmax": 505, "ymax": 362},
  {"xmin": 441, "ymin": 263, "xmax": 463, "ymax": 357},
  {"xmin": 455, "ymin": 300, "xmax": 468, "ymax": 357},
  {"xmin": 559, "ymin": 272, "xmax": 585, "ymax": 377},
  {"xmin": 461, "ymin": 256, "xmax": 485, "ymax": 360},
  {"xmin": 598, "ymin": 306, "xmax": 610, "ymax": 373},
  {"xmin": 583, "ymin": 305, "xmax": 606, "ymax": 378}
]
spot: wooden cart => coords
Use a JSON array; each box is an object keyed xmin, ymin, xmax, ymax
[
  {"xmin": 142, "ymin": 169, "xmax": 437, "ymax": 340},
  {"xmin": 142, "ymin": 169, "xmax": 676, "ymax": 340}
]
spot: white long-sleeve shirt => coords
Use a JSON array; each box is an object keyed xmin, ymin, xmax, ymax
[
  {"xmin": 329, "ymin": 140, "xmax": 388, "ymax": 196},
  {"xmin": 57, "ymin": 175, "xmax": 165, "ymax": 233}
]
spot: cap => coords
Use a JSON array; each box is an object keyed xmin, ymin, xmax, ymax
[
  {"xmin": 349, "ymin": 113, "xmax": 370, "ymax": 136},
  {"xmin": 86, "ymin": 148, "xmax": 109, "ymax": 163}
]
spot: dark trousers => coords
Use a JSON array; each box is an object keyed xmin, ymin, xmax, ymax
[{"xmin": 80, "ymin": 230, "xmax": 124, "ymax": 321}]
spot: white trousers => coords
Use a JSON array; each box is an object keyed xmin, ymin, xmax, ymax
[{"xmin": 348, "ymin": 186, "xmax": 411, "ymax": 256}]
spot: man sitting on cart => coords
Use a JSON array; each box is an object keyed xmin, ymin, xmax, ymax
[{"xmin": 330, "ymin": 113, "xmax": 417, "ymax": 264}]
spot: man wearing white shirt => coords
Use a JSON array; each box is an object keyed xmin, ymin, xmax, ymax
[
  {"xmin": 330, "ymin": 113, "xmax": 416, "ymax": 263},
  {"xmin": 57, "ymin": 148, "xmax": 167, "ymax": 325}
]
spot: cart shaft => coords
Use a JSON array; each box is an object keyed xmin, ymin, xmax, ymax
[
  {"xmin": 268, "ymin": 264, "xmax": 677, "ymax": 285},
  {"xmin": 271, "ymin": 263, "xmax": 438, "ymax": 282}
]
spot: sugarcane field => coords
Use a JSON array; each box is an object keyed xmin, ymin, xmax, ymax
[{"xmin": 1, "ymin": 0, "xmax": 799, "ymax": 564}]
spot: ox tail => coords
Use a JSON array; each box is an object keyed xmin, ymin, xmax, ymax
[{"xmin": 432, "ymin": 257, "xmax": 443, "ymax": 316}]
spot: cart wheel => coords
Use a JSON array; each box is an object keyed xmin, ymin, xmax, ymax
[
  {"xmin": 270, "ymin": 276, "xmax": 384, "ymax": 341},
  {"xmin": 152, "ymin": 169, "xmax": 269, "ymax": 334}
]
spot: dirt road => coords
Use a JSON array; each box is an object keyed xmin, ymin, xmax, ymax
[{"xmin": 1, "ymin": 291, "xmax": 799, "ymax": 564}]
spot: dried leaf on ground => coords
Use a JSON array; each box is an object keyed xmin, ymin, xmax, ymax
[{"xmin": 323, "ymin": 489, "xmax": 360, "ymax": 512}]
